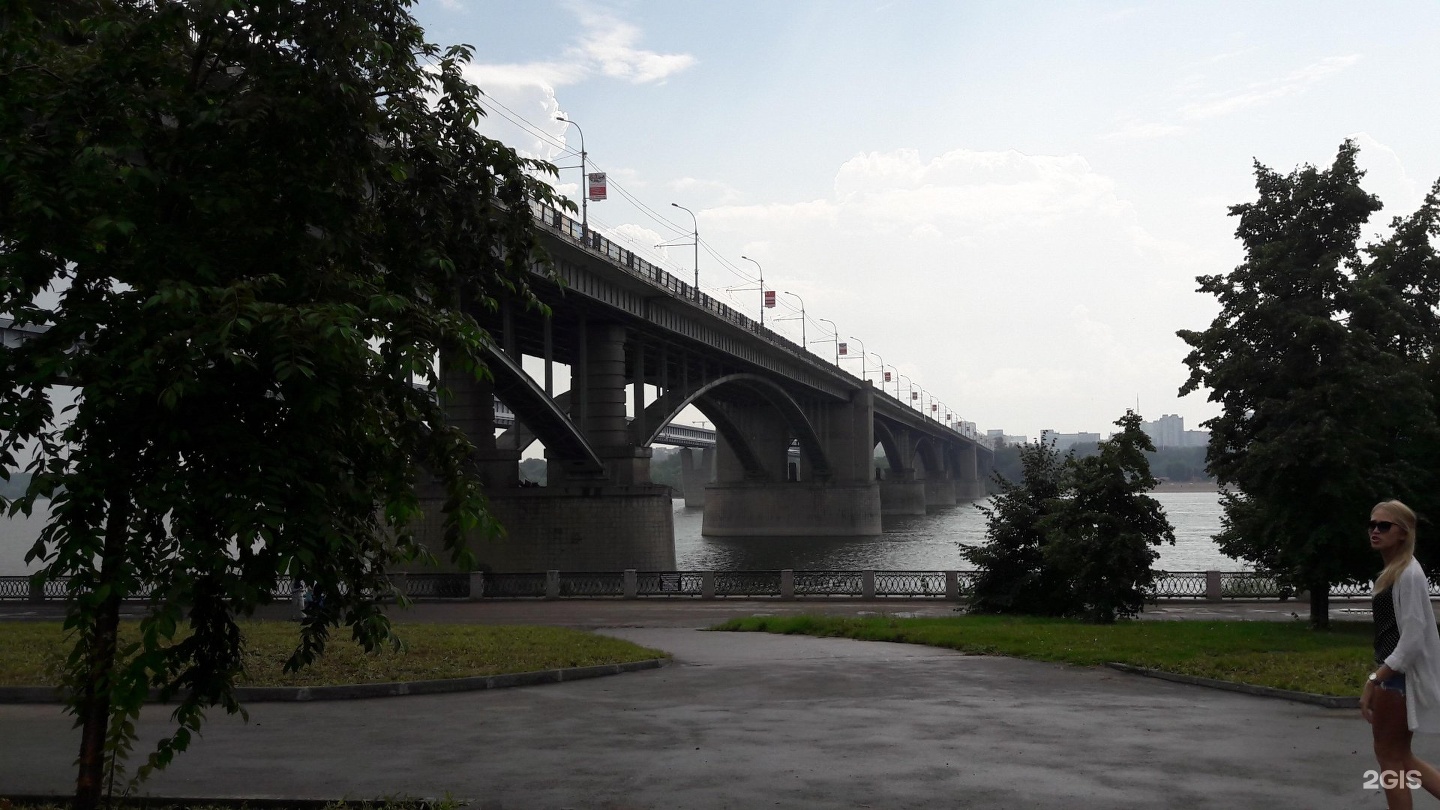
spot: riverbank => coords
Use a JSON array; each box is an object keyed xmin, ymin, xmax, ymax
[{"xmin": 1153, "ymin": 480, "xmax": 1219, "ymax": 492}]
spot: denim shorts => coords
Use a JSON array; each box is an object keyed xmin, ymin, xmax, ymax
[{"xmin": 1378, "ymin": 672, "xmax": 1407, "ymax": 695}]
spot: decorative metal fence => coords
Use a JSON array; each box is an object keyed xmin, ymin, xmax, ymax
[{"xmin": 5, "ymin": 570, "xmax": 1438, "ymax": 602}]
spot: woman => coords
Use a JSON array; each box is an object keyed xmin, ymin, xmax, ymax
[{"xmin": 1362, "ymin": 500, "xmax": 1440, "ymax": 808}]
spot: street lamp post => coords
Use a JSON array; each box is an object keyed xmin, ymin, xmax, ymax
[
  {"xmin": 818, "ymin": 318, "xmax": 839, "ymax": 364},
  {"xmin": 781, "ymin": 291, "xmax": 806, "ymax": 348},
  {"xmin": 848, "ymin": 335, "xmax": 868, "ymax": 381},
  {"xmin": 740, "ymin": 255, "xmax": 766, "ymax": 327},
  {"xmin": 670, "ymin": 203, "xmax": 698, "ymax": 291},
  {"xmin": 900, "ymin": 375, "xmax": 914, "ymax": 408},
  {"xmin": 871, "ymin": 352, "xmax": 886, "ymax": 393},
  {"xmin": 554, "ymin": 114, "xmax": 587, "ymax": 241}
]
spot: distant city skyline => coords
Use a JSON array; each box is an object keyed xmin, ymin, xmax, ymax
[{"xmin": 414, "ymin": 1, "xmax": 1440, "ymax": 439}]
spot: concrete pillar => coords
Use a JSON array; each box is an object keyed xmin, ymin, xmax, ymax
[
  {"xmin": 704, "ymin": 386, "xmax": 881, "ymax": 537},
  {"xmin": 441, "ymin": 355, "xmax": 519, "ymax": 489},
  {"xmin": 862, "ymin": 570, "xmax": 876, "ymax": 600},
  {"xmin": 702, "ymin": 571, "xmax": 716, "ymax": 599},
  {"xmin": 680, "ymin": 447, "xmax": 714, "ymax": 509},
  {"xmin": 624, "ymin": 569, "xmax": 638, "ymax": 599},
  {"xmin": 879, "ymin": 480, "xmax": 927, "ymax": 515},
  {"xmin": 945, "ymin": 571, "xmax": 960, "ymax": 601},
  {"xmin": 923, "ymin": 477, "xmax": 958, "ymax": 509},
  {"xmin": 956, "ymin": 444, "xmax": 987, "ymax": 500},
  {"xmin": 781, "ymin": 569, "xmax": 795, "ymax": 600},
  {"xmin": 469, "ymin": 571, "xmax": 485, "ymax": 601},
  {"xmin": 28, "ymin": 578, "xmax": 45, "ymax": 604},
  {"xmin": 1206, "ymin": 570, "xmax": 1222, "ymax": 602},
  {"xmin": 545, "ymin": 570, "xmax": 560, "ymax": 600}
]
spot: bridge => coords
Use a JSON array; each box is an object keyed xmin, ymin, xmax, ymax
[{"xmin": 0, "ymin": 202, "xmax": 994, "ymax": 573}]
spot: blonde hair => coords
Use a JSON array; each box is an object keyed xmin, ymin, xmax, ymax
[{"xmin": 1374, "ymin": 499, "xmax": 1418, "ymax": 592}]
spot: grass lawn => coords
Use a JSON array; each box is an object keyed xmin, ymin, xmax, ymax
[
  {"xmin": 712, "ymin": 614, "xmax": 1374, "ymax": 697},
  {"xmin": 0, "ymin": 622, "xmax": 666, "ymax": 688}
]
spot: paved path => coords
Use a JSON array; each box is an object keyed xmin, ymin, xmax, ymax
[{"xmin": 0, "ymin": 600, "xmax": 1408, "ymax": 809}]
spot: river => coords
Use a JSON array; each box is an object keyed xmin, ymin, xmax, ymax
[{"xmin": 1, "ymin": 490, "xmax": 1243, "ymax": 575}]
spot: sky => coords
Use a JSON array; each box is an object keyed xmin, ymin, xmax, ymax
[{"xmin": 410, "ymin": 0, "xmax": 1440, "ymax": 440}]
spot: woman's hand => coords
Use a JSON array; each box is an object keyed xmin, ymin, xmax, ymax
[{"xmin": 1361, "ymin": 679, "xmax": 1375, "ymax": 724}]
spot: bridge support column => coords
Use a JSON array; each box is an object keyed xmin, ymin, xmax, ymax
[
  {"xmin": 924, "ymin": 477, "xmax": 958, "ymax": 508},
  {"xmin": 957, "ymin": 444, "xmax": 987, "ymax": 500},
  {"xmin": 879, "ymin": 476, "xmax": 927, "ymax": 516},
  {"xmin": 704, "ymin": 386, "xmax": 880, "ymax": 536},
  {"xmin": 680, "ymin": 447, "xmax": 714, "ymax": 508}
]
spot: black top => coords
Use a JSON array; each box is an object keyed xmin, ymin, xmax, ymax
[{"xmin": 1375, "ymin": 586, "xmax": 1400, "ymax": 666}]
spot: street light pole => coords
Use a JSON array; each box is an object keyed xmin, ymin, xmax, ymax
[
  {"xmin": 848, "ymin": 335, "xmax": 868, "ymax": 381},
  {"xmin": 871, "ymin": 353, "xmax": 886, "ymax": 393},
  {"xmin": 782, "ymin": 291, "xmax": 806, "ymax": 348},
  {"xmin": 740, "ymin": 255, "xmax": 766, "ymax": 327},
  {"xmin": 555, "ymin": 114, "xmax": 587, "ymax": 241},
  {"xmin": 818, "ymin": 318, "xmax": 839, "ymax": 364},
  {"xmin": 670, "ymin": 203, "xmax": 698, "ymax": 291},
  {"xmin": 900, "ymin": 375, "xmax": 914, "ymax": 408}
]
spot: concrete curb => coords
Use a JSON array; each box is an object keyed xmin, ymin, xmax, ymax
[
  {"xmin": 0, "ymin": 657, "xmax": 667, "ymax": 705},
  {"xmin": 1104, "ymin": 662, "xmax": 1359, "ymax": 709}
]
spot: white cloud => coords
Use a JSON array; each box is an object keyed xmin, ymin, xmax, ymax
[
  {"xmin": 466, "ymin": 5, "xmax": 694, "ymax": 92},
  {"xmin": 568, "ymin": 8, "xmax": 696, "ymax": 84},
  {"xmin": 1180, "ymin": 54, "xmax": 1361, "ymax": 120}
]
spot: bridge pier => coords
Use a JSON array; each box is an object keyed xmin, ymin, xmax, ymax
[
  {"xmin": 704, "ymin": 482, "xmax": 881, "ymax": 536},
  {"xmin": 879, "ymin": 476, "xmax": 927, "ymax": 516},
  {"xmin": 679, "ymin": 447, "xmax": 714, "ymax": 508},
  {"xmin": 703, "ymin": 385, "xmax": 881, "ymax": 536},
  {"xmin": 924, "ymin": 477, "xmax": 958, "ymax": 508}
]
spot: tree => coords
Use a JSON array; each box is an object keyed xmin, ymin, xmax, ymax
[
  {"xmin": 1177, "ymin": 141, "xmax": 1440, "ymax": 629},
  {"xmin": 963, "ymin": 438, "xmax": 1071, "ymax": 615},
  {"xmin": 1039, "ymin": 412, "xmax": 1176, "ymax": 624},
  {"xmin": 0, "ymin": 2, "xmax": 563, "ymax": 805}
]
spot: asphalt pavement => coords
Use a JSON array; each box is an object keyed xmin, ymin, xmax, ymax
[{"xmin": 0, "ymin": 598, "xmax": 1405, "ymax": 809}]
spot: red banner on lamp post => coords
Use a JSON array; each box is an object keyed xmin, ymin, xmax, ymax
[
  {"xmin": 764, "ymin": 290, "xmax": 776, "ymax": 308},
  {"xmin": 884, "ymin": 371, "xmax": 891, "ymax": 382},
  {"xmin": 587, "ymin": 172, "xmax": 607, "ymax": 201},
  {"xmin": 838, "ymin": 342, "xmax": 848, "ymax": 356}
]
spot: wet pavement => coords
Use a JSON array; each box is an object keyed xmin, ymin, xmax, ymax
[{"xmin": 0, "ymin": 598, "xmax": 1404, "ymax": 809}]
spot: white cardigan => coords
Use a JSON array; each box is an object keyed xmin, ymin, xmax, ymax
[{"xmin": 1382, "ymin": 558, "xmax": 1440, "ymax": 733}]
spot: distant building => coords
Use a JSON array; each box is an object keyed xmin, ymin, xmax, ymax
[
  {"xmin": 1140, "ymin": 414, "xmax": 1209, "ymax": 448},
  {"xmin": 986, "ymin": 429, "xmax": 1028, "ymax": 448},
  {"xmin": 1039, "ymin": 430, "xmax": 1101, "ymax": 450}
]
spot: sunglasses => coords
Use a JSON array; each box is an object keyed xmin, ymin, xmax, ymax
[{"xmin": 1369, "ymin": 520, "xmax": 1401, "ymax": 533}]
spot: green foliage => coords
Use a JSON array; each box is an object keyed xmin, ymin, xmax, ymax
[
  {"xmin": 1177, "ymin": 141, "xmax": 1440, "ymax": 627},
  {"xmin": 0, "ymin": 0, "xmax": 564, "ymax": 802},
  {"xmin": 965, "ymin": 413, "xmax": 1175, "ymax": 623},
  {"xmin": 1039, "ymin": 411, "xmax": 1176, "ymax": 623},
  {"xmin": 714, "ymin": 614, "xmax": 1374, "ymax": 697},
  {"xmin": 963, "ymin": 437, "xmax": 1070, "ymax": 615}
]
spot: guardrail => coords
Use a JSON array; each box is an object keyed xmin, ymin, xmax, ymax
[{"xmin": 1, "ymin": 570, "xmax": 1413, "ymax": 603}]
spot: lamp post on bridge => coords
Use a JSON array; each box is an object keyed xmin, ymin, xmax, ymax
[
  {"xmin": 871, "ymin": 352, "xmax": 886, "ymax": 393},
  {"xmin": 817, "ymin": 318, "xmax": 839, "ymax": 365},
  {"xmin": 554, "ymin": 114, "xmax": 587, "ymax": 241},
  {"xmin": 847, "ymin": 335, "xmax": 868, "ymax": 382},
  {"xmin": 780, "ymin": 291, "xmax": 806, "ymax": 349},
  {"xmin": 670, "ymin": 202, "xmax": 699, "ymax": 291},
  {"xmin": 740, "ymin": 255, "xmax": 766, "ymax": 327},
  {"xmin": 900, "ymin": 375, "xmax": 915, "ymax": 409}
]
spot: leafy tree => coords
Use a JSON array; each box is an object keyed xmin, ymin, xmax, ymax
[
  {"xmin": 1177, "ymin": 141, "xmax": 1440, "ymax": 629},
  {"xmin": 963, "ymin": 438, "xmax": 1070, "ymax": 614},
  {"xmin": 1039, "ymin": 411, "xmax": 1176, "ymax": 624},
  {"xmin": 0, "ymin": 1, "xmax": 562, "ymax": 805}
]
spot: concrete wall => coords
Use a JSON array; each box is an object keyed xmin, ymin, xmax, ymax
[
  {"xmin": 704, "ymin": 482, "xmax": 881, "ymax": 536},
  {"xmin": 410, "ymin": 486, "xmax": 676, "ymax": 573},
  {"xmin": 879, "ymin": 480, "xmax": 926, "ymax": 515}
]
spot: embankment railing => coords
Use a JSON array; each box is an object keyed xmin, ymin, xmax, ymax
[{"xmin": 0, "ymin": 570, "xmax": 1416, "ymax": 604}]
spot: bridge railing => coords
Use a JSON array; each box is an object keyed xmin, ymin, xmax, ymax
[
  {"xmin": 3, "ymin": 570, "xmax": 1415, "ymax": 603},
  {"xmin": 528, "ymin": 202, "xmax": 976, "ymax": 443}
]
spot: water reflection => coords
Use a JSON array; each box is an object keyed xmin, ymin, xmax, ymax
[{"xmin": 674, "ymin": 490, "xmax": 1245, "ymax": 572}]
